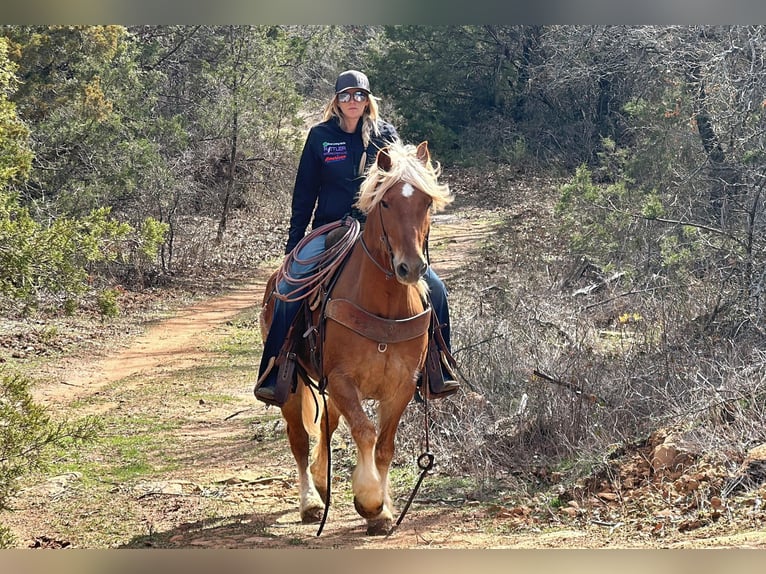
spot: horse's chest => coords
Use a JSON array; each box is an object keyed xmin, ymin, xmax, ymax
[{"xmin": 325, "ymin": 332, "xmax": 426, "ymax": 378}]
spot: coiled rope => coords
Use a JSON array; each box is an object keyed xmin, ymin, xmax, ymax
[{"xmin": 273, "ymin": 218, "xmax": 361, "ymax": 303}]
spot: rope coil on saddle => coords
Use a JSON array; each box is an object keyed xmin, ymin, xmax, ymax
[{"xmin": 273, "ymin": 218, "xmax": 361, "ymax": 303}]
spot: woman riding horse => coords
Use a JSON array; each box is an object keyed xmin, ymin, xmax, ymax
[
  {"xmin": 260, "ymin": 138, "xmax": 455, "ymax": 534},
  {"xmin": 255, "ymin": 70, "xmax": 459, "ymax": 407}
]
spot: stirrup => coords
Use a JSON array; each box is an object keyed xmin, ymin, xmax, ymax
[
  {"xmin": 254, "ymin": 355, "xmax": 295, "ymax": 407},
  {"xmin": 422, "ymin": 331, "xmax": 460, "ymax": 399},
  {"xmin": 429, "ymin": 377, "xmax": 460, "ymax": 398},
  {"xmin": 414, "ymin": 376, "xmax": 459, "ymax": 403}
]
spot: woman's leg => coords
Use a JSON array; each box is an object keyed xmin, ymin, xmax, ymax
[
  {"xmin": 255, "ymin": 235, "xmax": 326, "ymax": 406},
  {"xmin": 422, "ymin": 267, "xmax": 459, "ymax": 397},
  {"xmin": 423, "ymin": 267, "xmax": 450, "ymax": 349}
]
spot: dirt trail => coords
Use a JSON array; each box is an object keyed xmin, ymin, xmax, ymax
[{"xmin": 32, "ymin": 274, "xmax": 273, "ymax": 407}]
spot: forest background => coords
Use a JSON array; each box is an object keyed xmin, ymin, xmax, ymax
[{"xmin": 2, "ymin": 25, "xmax": 766, "ymax": 547}]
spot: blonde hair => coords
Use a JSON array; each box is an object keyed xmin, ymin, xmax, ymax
[
  {"xmin": 355, "ymin": 141, "xmax": 454, "ymax": 215},
  {"xmin": 322, "ymin": 91, "xmax": 382, "ymax": 149}
]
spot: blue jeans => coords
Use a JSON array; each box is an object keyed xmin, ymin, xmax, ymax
[{"xmin": 258, "ymin": 234, "xmax": 451, "ymax": 378}]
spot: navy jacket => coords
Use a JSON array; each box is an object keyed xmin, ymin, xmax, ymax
[{"xmin": 285, "ymin": 117, "xmax": 399, "ymax": 253}]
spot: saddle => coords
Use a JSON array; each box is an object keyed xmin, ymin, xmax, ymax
[{"xmin": 270, "ymin": 288, "xmax": 455, "ymax": 401}]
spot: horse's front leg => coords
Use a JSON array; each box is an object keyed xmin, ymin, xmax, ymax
[
  {"xmin": 282, "ymin": 384, "xmax": 325, "ymax": 523},
  {"xmin": 368, "ymin": 383, "xmax": 414, "ymax": 534},
  {"xmin": 330, "ymin": 376, "xmax": 390, "ymax": 533}
]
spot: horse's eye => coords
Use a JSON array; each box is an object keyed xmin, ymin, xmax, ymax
[{"xmin": 381, "ymin": 200, "xmax": 389, "ymax": 209}]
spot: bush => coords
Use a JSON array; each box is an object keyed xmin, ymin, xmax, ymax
[
  {"xmin": 0, "ymin": 190, "xmax": 167, "ymax": 314},
  {"xmin": 0, "ymin": 367, "xmax": 101, "ymax": 547},
  {"xmin": 96, "ymin": 287, "xmax": 121, "ymax": 318}
]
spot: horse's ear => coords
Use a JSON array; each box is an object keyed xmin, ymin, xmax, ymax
[
  {"xmin": 416, "ymin": 141, "xmax": 430, "ymax": 165},
  {"xmin": 376, "ymin": 146, "xmax": 392, "ymax": 172}
]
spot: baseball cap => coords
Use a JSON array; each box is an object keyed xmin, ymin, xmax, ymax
[{"xmin": 335, "ymin": 70, "xmax": 371, "ymax": 94}]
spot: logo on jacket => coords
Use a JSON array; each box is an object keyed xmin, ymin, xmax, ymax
[{"xmin": 323, "ymin": 141, "xmax": 347, "ymax": 163}]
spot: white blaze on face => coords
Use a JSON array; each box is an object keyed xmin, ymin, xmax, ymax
[{"xmin": 401, "ymin": 183, "xmax": 414, "ymax": 198}]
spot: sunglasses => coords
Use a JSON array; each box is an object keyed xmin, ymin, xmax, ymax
[{"xmin": 337, "ymin": 90, "xmax": 369, "ymax": 103}]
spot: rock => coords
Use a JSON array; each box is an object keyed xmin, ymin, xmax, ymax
[{"xmin": 650, "ymin": 434, "xmax": 695, "ymax": 474}]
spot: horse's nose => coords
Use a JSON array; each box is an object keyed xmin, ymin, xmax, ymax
[{"xmin": 396, "ymin": 259, "xmax": 428, "ymax": 282}]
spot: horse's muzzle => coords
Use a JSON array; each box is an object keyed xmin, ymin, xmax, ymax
[{"xmin": 395, "ymin": 258, "xmax": 428, "ymax": 284}]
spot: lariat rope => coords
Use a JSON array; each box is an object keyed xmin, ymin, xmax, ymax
[{"xmin": 273, "ymin": 219, "xmax": 361, "ymax": 303}]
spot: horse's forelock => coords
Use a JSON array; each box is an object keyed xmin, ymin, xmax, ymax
[{"xmin": 356, "ymin": 142, "xmax": 453, "ymax": 214}]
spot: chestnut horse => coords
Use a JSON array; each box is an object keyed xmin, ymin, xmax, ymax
[{"xmin": 259, "ymin": 141, "xmax": 453, "ymax": 535}]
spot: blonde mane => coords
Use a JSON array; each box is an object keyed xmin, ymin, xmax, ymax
[{"xmin": 355, "ymin": 142, "xmax": 453, "ymax": 214}]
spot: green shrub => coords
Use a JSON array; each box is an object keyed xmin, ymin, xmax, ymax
[
  {"xmin": 0, "ymin": 189, "xmax": 167, "ymax": 313},
  {"xmin": 96, "ymin": 287, "xmax": 120, "ymax": 318},
  {"xmin": 0, "ymin": 367, "xmax": 101, "ymax": 547}
]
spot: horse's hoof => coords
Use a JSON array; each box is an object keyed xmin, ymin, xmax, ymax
[
  {"xmin": 300, "ymin": 505, "xmax": 325, "ymax": 524},
  {"xmin": 353, "ymin": 496, "xmax": 384, "ymax": 520},
  {"xmin": 366, "ymin": 518, "xmax": 393, "ymax": 536}
]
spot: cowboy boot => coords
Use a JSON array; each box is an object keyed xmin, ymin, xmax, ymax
[
  {"xmin": 254, "ymin": 352, "xmax": 297, "ymax": 407},
  {"xmin": 254, "ymin": 320, "xmax": 297, "ymax": 407},
  {"xmin": 414, "ymin": 333, "xmax": 459, "ymax": 402},
  {"xmin": 254, "ymin": 356, "xmax": 281, "ymax": 406},
  {"xmin": 416, "ymin": 334, "xmax": 459, "ymax": 400},
  {"xmin": 423, "ymin": 311, "xmax": 460, "ymax": 399}
]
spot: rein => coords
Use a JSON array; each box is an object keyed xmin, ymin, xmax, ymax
[
  {"xmin": 360, "ymin": 235, "xmax": 394, "ymax": 278},
  {"xmin": 391, "ymin": 395, "xmax": 433, "ymax": 534},
  {"xmin": 388, "ymin": 292, "xmax": 437, "ymax": 535}
]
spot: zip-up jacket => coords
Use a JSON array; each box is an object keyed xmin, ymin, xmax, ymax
[{"xmin": 285, "ymin": 117, "xmax": 399, "ymax": 253}]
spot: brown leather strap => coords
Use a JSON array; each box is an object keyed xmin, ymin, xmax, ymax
[{"xmin": 325, "ymin": 298, "xmax": 431, "ymax": 343}]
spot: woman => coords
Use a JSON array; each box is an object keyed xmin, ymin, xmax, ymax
[{"xmin": 255, "ymin": 70, "xmax": 459, "ymax": 406}]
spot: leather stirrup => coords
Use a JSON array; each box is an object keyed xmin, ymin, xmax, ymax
[{"xmin": 421, "ymin": 311, "xmax": 459, "ymax": 399}]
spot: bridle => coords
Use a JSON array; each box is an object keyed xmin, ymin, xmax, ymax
[
  {"xmin": 360, "ymin": 205, "xmax": 395, "ymax": 279},
  {"xmin": 359, "ymin": 189, "xmax": 431, "ymax": 280}
]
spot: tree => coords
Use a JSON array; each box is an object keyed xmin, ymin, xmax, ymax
[
  {"xmin": 556, "ymin": 26, "xmax": 766, "ymax": 340},
  {"xmin": 0, "ymin": 367, "xmax": 100, "ymax": 547},
  {"xmin": 2, "ymin": 26, "xmax": 153, "ymax": 214},
  {"xmin": 130, "ymin": 25, "xmax": 304, "ymax": 247},
  {"xmin": 0, "ymin": 36, "xmax": 32, "ymax": 189},
  {"xmin": 370, "ymin": 25, "xmax": 526, "ymax": 162}
]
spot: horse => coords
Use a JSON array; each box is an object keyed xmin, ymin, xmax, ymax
[{"xmin": 259, "ymin": 141, "xmax": 453, "ymax": 535}]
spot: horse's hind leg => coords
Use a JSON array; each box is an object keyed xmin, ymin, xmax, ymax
[
  {"xmin": 282, "ymin": 383, "xmax": 325, "ymax": 523},
  {"xmin": 309, "ymin": 398, "xmax": 341, "ymax": 504}
]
